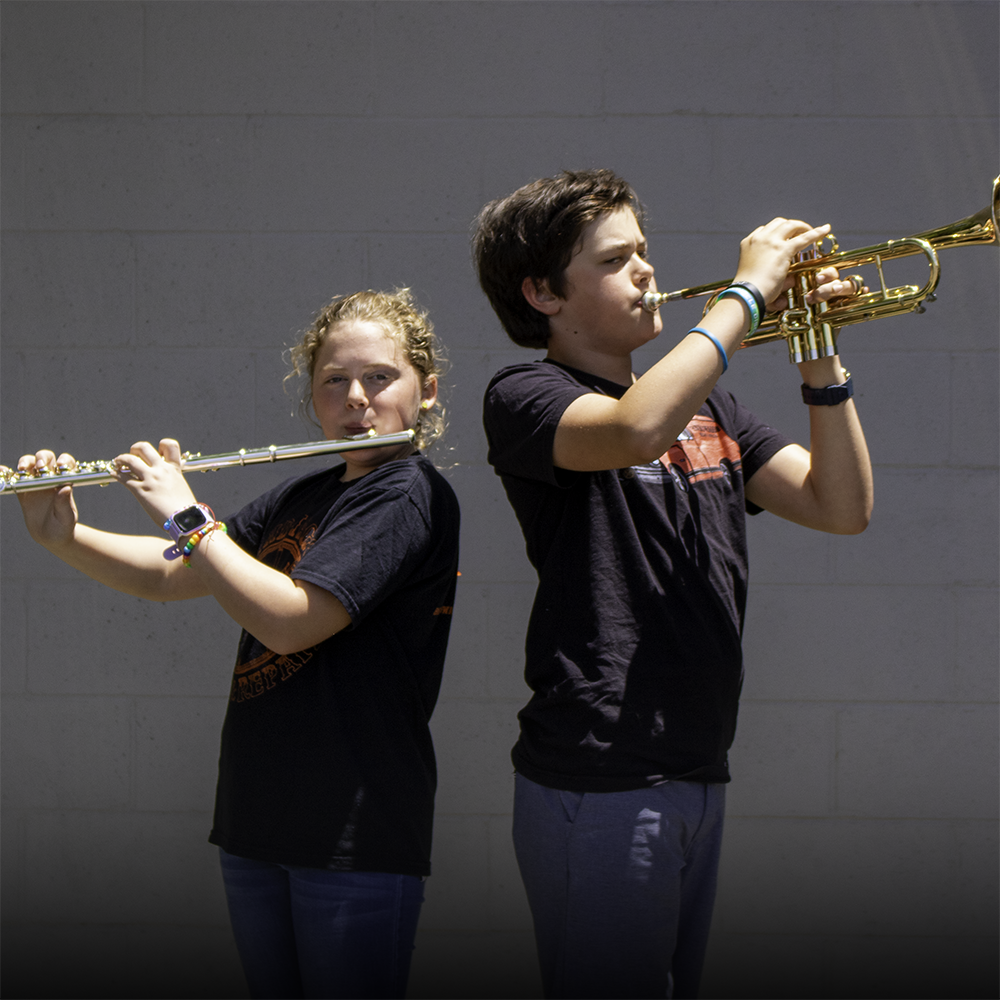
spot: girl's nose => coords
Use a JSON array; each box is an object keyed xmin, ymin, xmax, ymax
[{"xmin": 346, "ymin": 379, "xmax": 368, "ymax": 408}]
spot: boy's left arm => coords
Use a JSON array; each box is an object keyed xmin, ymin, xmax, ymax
[{"xmin": 744, "ymin": 354, "xmax": 873, "ymax": 535}]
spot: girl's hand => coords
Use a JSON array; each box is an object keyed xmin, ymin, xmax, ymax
[
  {"xmin": 7, "ymin": 449, "xmax": 81, "ymax": 549},
  {"xmin": 733, "ymin": 218, "xmax": 833, "ymax": 307},
  {"xmin": 114, "ymin": 438, "xmax": 198, "ymax": 529}
]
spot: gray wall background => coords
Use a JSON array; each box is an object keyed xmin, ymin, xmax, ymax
[{"xmin": 1, "ymin": 2, "xmax": 997, "ymax": 998}]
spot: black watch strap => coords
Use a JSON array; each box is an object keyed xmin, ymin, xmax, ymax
[{"xmin": 801, "ymin": 372, "xmax": 853, "ymax": 406}]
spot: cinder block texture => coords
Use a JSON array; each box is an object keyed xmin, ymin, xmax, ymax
[{"xmin": 2, "ymin": 2, "xmax": 996, "ymax": 998}]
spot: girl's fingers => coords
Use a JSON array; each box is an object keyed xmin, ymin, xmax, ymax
[
  {"xmin": 158, "ymin": 438, "xmax": 183, "ymax": 466},
  {"xmin": 130, "ymin": 441, "xmax": 160, "ymax": 463},
  {"xmin": 16, "ymin": 449, "xmax": 68, "ymax": 473}
]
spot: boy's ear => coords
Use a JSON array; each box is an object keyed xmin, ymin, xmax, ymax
[{"xmin": 521, "ymin": 276, "xmax": 561, "ymax": 316}]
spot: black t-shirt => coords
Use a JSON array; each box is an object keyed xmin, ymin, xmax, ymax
[
  {"xmin": 208, "ymin": 455, "xmax": 460, "ymax": 876},
  {"xmin": 483, "ymin": 359, "xmax": 791, "ymax": 790}
]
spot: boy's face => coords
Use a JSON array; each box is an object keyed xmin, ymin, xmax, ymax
[{"xmin": 547, "ymin": 206, "xmax": 662, "ymax": 353}]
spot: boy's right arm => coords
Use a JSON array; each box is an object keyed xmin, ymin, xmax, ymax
[
  {"xmin": 552, "ymin": 219, "xmax": 849, "ymax": 473},
  {"xmin": 8, "ymin": 451, "xmax": 210, "ymax": 602}
]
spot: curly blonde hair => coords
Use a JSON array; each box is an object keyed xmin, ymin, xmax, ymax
[{"xmin": 286, "ymin": 288, "xmax": 447, "ymax": 451}]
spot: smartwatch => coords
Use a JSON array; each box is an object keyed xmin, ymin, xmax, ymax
[
  {"xmin": 801, "ymin": 372, "xmax": 853, "ymax": 406},
  {"xmin": 163, "ymin": 503, "xmax": 216, "ymax": 542}
]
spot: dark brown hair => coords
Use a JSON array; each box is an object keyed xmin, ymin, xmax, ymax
[{"xmin": 471, "ymin": 169, "xmax": 644, "ymax": 348}]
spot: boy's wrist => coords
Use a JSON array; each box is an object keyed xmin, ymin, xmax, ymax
[
  {"xmin": 704, "ymin": 296, "xmax": 752, "ymax": 340},
  {"xmin": 732, "ymin": 269, "xmax": 780, "ymax": 307},
  {"xmin": 797, "ymin": 355, "xmax": 846, "ymax": 388}
]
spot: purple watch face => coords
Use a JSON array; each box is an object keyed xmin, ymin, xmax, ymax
[{"xmin": 173, "ymin": 505, "xmax": 209, "ymax": 534}]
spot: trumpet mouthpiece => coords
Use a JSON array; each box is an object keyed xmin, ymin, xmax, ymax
[{"xmin": 642, "ymin": 291, "xmax": 664, "ymax": 312}]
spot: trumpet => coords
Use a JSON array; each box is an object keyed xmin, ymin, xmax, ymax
[
  {"xmin": 0, "ymin": 429, "xmax": 415, "ymax": 497},
  {"xmin": 642, "ymin": 176, "xmax": 999, "ymax": 363}
]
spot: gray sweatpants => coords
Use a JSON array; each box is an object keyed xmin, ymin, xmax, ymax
[{"xmin": 512, "ymin": 773, "xmax": 726, "ymax": 999}]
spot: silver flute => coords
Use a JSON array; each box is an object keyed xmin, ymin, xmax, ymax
[{"xmin": 0, "ymin": 429, "xmax": 415, "ymax": 496}]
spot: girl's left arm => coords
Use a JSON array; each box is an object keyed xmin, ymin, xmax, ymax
[
  {"xmin": 117, "ymin": 438, "xmax": 351, "ymax": 654},
  {"xmin": 184, "ymin": 530, "xmax": 351, "ymax": 655}
]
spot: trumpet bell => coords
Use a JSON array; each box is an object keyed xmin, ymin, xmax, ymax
[{"xmin": 909, "ymin": 176, "xmax": 999, "ymax": 252}]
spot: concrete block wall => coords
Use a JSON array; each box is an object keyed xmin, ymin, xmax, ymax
[{"xmin": 1, "ymin": 2, "xmax": 996, "ymax": 997}]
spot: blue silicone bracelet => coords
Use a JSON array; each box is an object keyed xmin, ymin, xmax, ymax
[{"xmin": 689, "ymin": 326, "xmax": 729, "ymax": 373}]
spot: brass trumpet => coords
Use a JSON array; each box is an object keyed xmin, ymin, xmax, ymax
[
  {"xmin": 642, "ymin": 176, "xmax": 999, "ymax": 363},
  {"xmin": 0, "ymin": 429, "xmax": 415, "ymax": 497}
]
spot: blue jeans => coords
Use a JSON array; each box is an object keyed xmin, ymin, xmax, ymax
[
  {"xmin": 219, "ymin": 849, "xmax": 424, "ymax": 999},
  {"xmin": 513, "ymin": 774, "xmax": 725, "ymax": 999}
]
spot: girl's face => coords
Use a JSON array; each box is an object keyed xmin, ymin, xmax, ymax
[{"xmin": 311, "ymin": 319, "xmax": 437, "ymax": 480}]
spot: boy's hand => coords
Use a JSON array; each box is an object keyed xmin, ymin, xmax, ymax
[
  {"xmin": 734, "ymin": 218, "xmax": 831, "ymax": 305},
  {"xmin": 804, "ymin": 267, "xmax": 868, "ymax": 305},
  {"xmin": 114, "ymin": 438, "xmax": 199, "ymax": 529},
  {"xmin": 767, "ymin": 266, "xmax": 869, "ymax": 313},
  {"xmin": 7, "ymin": 450, "xmax": 81, "ymax": 549}
]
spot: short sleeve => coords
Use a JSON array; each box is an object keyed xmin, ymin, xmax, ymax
[
  {"xmin": 290, "ymin": 470, "xmax": 436, "ymax": 627},
  {"xmin": 706, "ymin": 388, "xmax": 794, "ymax": 514},
  {"xmin": 483, "ymin": 363, "xmax": 591, "ymax": 486}
]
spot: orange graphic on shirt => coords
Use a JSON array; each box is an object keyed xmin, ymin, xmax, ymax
[
  {"xmin": 659, "ymin": 415, "xmax": 742, "ymax": 484},
  {"xmin": 258, "ymin": 514, "xmax": 318, "ymax": 571},
  {"xmin": 229, "ymin": 514, "xmax": 320, "ymax": 703}
]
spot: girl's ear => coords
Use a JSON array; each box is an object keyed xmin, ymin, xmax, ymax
[
  {"xmin": 521, "ymin": 276, "xmax": 561, "ymax": 316},
  {"xmin": 421, "ymin": 375, "xmax": 438, "ymax": 409}
]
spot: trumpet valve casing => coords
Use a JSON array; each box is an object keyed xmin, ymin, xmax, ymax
[{"xmin": 782, "ymin": 250, "xmax": 839, "ymax": 364}]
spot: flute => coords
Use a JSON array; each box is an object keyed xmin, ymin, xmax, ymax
[{"xmin": 0, "ymin": 430, "xmax": 415, "ymax": 496}]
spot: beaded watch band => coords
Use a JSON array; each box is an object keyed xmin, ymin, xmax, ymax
[{"xmin": 181, "ymin": 521, "xmax": 228, "ymax": 567}]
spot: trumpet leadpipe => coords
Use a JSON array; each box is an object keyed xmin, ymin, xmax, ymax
[
  {"xmin": 642, "ymin": 279, "xmax": 730, "ymax": 313},
  {"xmin": 0, "ymin": 429, "xmax": 416, "ymax": 496}
]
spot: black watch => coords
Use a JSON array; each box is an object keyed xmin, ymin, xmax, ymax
[{"xmin": 801, "ymin": 372, "xmax": 853, "ymax": 406}]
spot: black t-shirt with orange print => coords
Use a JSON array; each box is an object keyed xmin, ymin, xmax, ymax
[
  {"xmin": 483, "ymin": 360, "xmax": 791, "ymax": 791},
  {"xmin": 208, "ymin": 455, "xmax": 460, "ymax": 876}
]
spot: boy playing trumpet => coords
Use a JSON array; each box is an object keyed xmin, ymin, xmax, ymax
[{"xmin": 474, "ymin": 170, "xmax": 872, "ymax": 999}]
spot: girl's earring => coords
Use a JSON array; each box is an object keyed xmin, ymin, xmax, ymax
[{"xmin": 421, "ymin": 400, "xmax": 431, "ymax": 410}]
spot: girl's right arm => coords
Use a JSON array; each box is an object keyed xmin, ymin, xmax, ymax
[
  {"xmin": 12, "ymin": 445, "xmax": 351, "ymax": 654},
  {"xmin": 8, "ymin": 449, "xmax": 210, "ymax": 603}
]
